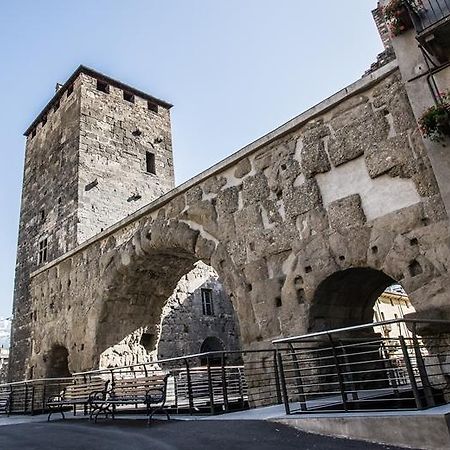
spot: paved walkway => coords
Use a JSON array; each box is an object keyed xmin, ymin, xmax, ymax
[{"xmin": 0, "ymin": 417, "xmax": 407, "ymax": 450}]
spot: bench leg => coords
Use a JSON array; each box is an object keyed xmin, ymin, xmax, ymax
[
  {"xmin": 48, "ymin": 408, "xmax": 65, "ymax": 422},
  {"xmin": 147, "ymin": 407, "xmax": 170, "ymax": 425}
]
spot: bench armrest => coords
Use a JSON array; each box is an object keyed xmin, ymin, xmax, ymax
[
  {"xmin": 88, "ymin": 390, "xmax": 108, "ymax": 402},
  {"xmin": 146, "ymin": 388, "xmax": 165, "ymax": 403},
  {"xmin": 47, "ymin": 395, "xmax": 63, "ymax": 404}
]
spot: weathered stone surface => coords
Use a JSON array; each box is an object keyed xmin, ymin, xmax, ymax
[
  {"xmin": 328, "ymin": 194, "xmax": 366, "ymax": 231},
  {"xmin": 242, "ymin": 173, "xmax": 270, "ymax": 206},
  {"xmin": 283, "ymin": 179, "xmax": 322, "ymax": 218},
  {"xmin": 299, "ymin": 139, "xmax": 331, "ymax": 177},
  {"xmin": 328, "ymin": 107, "xmax": 389, "ymax": 166},
  {"xmin": 203, "ymin": 176, "xmax": 227, "ymax": 195},
  {"xmin": 234, "ymin": 158, "xmax": 252, "ymax": 178},
  {"xmin": 216, "ymin": 186, "xmax": 239, "ymax": 215},
  {"xmin": 365, "ymin": 135, "xmax": 412, "ymax": 179}
]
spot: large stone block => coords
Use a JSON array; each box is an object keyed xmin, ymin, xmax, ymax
[
  {"xmin": 299, "ymin": 139, "xmax": 331, "ymax": 178},
  {"xmin": 328, "ymin": 194, "xmax": 366, "ymax": 231},
  {"xmin": 283, "ymin": 179, "xmax": 322, "ymax": 218},
  {"xmin": 328, "ymin": 108, "xmax": 389, "ymax": 166},
  {"xmin": 242, "ymin": 173, "xmax": 270, "ymax": 206}
]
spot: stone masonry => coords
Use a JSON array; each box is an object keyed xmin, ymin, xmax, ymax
[
  {"xmin": 11, "ymin": 59, "xmax": 450, "ymax": 384},
  {"xmin": 99, "ymin": 261, "xmax": 241, "ymax": 368}
]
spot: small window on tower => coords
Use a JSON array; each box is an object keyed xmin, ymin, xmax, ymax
[
  {"xmin": 41, "ymin": 115, "xmax": 47, "ymax": 127},
  {"xmin": 201, "ymin": 289, "xmax": 214, "ymax": 316},
  {"xmin": 147, "ymin": 101, "xmax": 158, "ymax": 114},
  {"xmin": 96, "ymin": 80, "xmax": 110, "ymax": 94},
  {"xmin": 123, "ymin": 91, "xmax": 135, "ymax": 103},
  {"xmin": 38, "ymin": 237, "xmax": 48, "ymax": 264},
  {"xmin": 146, "ymin": 151, "xmax": 156, "ymax": 174},
  {"xmin": 67, "ymin": 84, "xmax": 74, "ymax": 97},
  {"xmin": 53, "ymin": 100, "xmax": 60, "ymax": 112}
]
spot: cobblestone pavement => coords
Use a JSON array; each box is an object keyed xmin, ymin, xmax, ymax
[{"xmin": 0, "ymin": 418, "xmax": 408, "ymax": 450}]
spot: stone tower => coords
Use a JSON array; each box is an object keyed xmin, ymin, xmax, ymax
[{"xmin": 9, "ymin": 66, "xmax": 174, "ymax": 380}]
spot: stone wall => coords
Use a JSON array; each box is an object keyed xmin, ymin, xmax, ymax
[
  {"xmin": 99, "ymin": 262, "xmax": 241, "ymax": 368},
  {"xmin": 23, "ymin": 64, "xmax": 450, "ymax": 381},
  {"xmin": 77, "ymin": 73, "xmax": 174, "ymax": 242},
  {"xmin": 9, "ymin": 78, "xmax": 82, "ymax": 380}
]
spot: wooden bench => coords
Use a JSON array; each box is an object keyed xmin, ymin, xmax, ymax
[
  {"xmin": 47, "ymin": 377, "xmax": 109, "ymax": 421},
  {"xmin": 92, "ymin": 373, "xmax": 170, "ymax": 424},
  {"xmin": 0, "ymin": 388, "xmax": 11, "ymax": 416}
]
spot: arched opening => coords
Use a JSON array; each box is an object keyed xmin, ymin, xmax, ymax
[
  {"xmin": 99, "ymin": 261, "xmax": 241, "ymax": 369},
  {"xmin": 200, "ymin": 336, "xmax": 225, "ymax": 366},
  {"xmin": 309, "ymin": 267, "xmax": 398, "ymax": 332},
  {"xmin": 45, "ymin": 345, "xmax": 71, "ymax": 378},
  {"xmin": 303, "ymin": 268, "xmax": 424, "ymax": 404}
]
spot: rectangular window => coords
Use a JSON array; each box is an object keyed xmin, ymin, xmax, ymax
[
  {"xmin": 67, "ymin": 84, "xmax": 73, "ymax": 97},
  {"xmin": 146, "ymin": 151, "xmax": 156, "ymax": 174},
  {"xmin": 38, "ymin": 238, "xmax": 48, "ymax": 264},
  {"xmin": 96, "ymin": 80, "xmax": 110, "ymax": 93},
  {"xmin": 53, "ymin": 100, "xmax": 60, "ymax": 112},
  {"xmin": 41, "ymin": 115, "xmax": 47, "ymax": 127},
  {"xmin": 123, "ymin": 91, "xmax": 135, "ymax": 103},
  {"xmin": 147, "ymin": 101, "xmax": 158, "ymax": 114},
  {"xmin": 201, "ymin": 289, "xmax": 214, "ymax": 316}
]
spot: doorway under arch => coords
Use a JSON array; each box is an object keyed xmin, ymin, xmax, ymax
[
  {"xmin": 45, "ymin": 345, "xmax": 71, "ymax": 378},
  {"xmin": 308, "ymin": 267, "xmax": 399, "ymax": 332},
  {"xmin": 200, "ymin": 336, "xmax": 225, "ymax": 366}
]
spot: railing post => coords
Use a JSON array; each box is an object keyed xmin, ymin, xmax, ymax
[
  {"xmin": 380, "ymin": 341, "xmax": 400, "ymax": 397},
  {"xmin": 24, "ymin": 383, "xmax": 28, "ymax": 414},
  {"xmin": 220, "ymin": 353, "xmax": 229, "ymax": 412},
  {"xmin": 337, "ymin": 340, "xmax": 358, "ymax": 401},
  {"xmin": 399, "ymin": 335, "xmax": 423, "ymax": 409},
  {"xmin": 184, "ymin": 359, "xmax": 194, "ymax": 415},
  {"xmin": 327, "ymin": 333, "xmax": 348, "ymax": 412},
  {"xmin": 42, "ymin": 380, "xmax": 47, "ymax": 412},
  {"xmin": 411, "ymin": 324, "xmax": 435, "ymax": 408},
  {"xmin": 272, "ymin": 350, "xmax": 282, "ymax": 405},
  {"xmin": 288, "ymin": 343, "xmax": 307, "ymax": 411},
  {"xmin": 206, "ymin": 356, "xmax": 215, "ymax": 414},
  {"xmin": 30, "ymin": 384, "xmax": 35, "ymax": 415},
  {"xmin": 276, "ymin": 350, "xmax": 291, "ymax": 415}
]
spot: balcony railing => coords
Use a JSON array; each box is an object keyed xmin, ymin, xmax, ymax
[{"xmin": 406, "ymin": 0, "xmax": 450, "ymax": 32}]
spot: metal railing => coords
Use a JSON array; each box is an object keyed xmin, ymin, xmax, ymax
[
  {"xmin": 0, "ymin": 349, "xmax": 282, "ymax": 416},
  {"xmin": 273, "ymin": 319, "xmax": 450, "ymax": 414},
  {"xmin": 406, "ymin": 0, "xmax": 450, "ymax": 32}
]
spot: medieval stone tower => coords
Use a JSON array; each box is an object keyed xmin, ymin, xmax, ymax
[{"xmin": 10, "ymin": 66, "xmax": 175, "ymax": 380}]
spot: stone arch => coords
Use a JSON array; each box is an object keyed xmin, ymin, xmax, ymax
[
  {"xmin": 308, "ymin": 267, "xmax": 399, "ymax": 332},
  {"xmin": 44, "ymin": 344, "xmax": 71, "ymax": 378},
  {"xmin": 93, "ymin": 217, "xmax": 251, "ymax": 366}
]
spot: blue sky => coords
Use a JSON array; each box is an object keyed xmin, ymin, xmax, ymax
[{"xmin": 0, "ymin": 0, "xmax": 382, "ymax": 317}]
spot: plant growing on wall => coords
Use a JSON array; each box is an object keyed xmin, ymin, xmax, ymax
[
  {"xmin": 384, "ymin": 0, "xmax": 414, "ymax": 36},
  {"xmin": 419, "ymin": 92, "xmax": 450, "ymax": 142}
]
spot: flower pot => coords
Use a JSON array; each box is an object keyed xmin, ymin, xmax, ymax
[{"xmin": 396, "ymin": 5, "xmax": 413, "ymax": 31}]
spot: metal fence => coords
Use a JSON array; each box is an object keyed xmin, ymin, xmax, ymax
[
  {"xmin": 0, "ymin": 349, "xmax": 282, "ymax": 416},
  {"xmin": 406, "ymin": 0, "xmax": 450, "ymax": 32},
  {"xmin": 273, "ymin": 319, "xmax": 450, "ymax": 414}
]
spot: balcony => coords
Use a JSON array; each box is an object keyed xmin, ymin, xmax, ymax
[{"xmin": 406, "ymin": 0, "xmax": 450, "ymax": 61}]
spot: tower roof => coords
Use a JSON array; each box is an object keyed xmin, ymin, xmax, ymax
[{"xmin": 24, "ymin": 65, "xmax": 173, "ymax": 136}]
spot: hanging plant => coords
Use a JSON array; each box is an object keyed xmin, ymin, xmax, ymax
[
  {"xmin": 384, "ymin": 0, "xmax": 414, "ymax": 36},
  {"xmin": 419, "ymin": 93, "xmax": 450, "ymax": 142}
]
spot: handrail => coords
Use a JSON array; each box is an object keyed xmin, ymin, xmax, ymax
[
  {"xmin": 272, "ymin": 318, "xmax": 450, "ymax": 344},
  {"xmin": 72, "ymin": 348, "xmax": 274, "ymax": 376}
]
